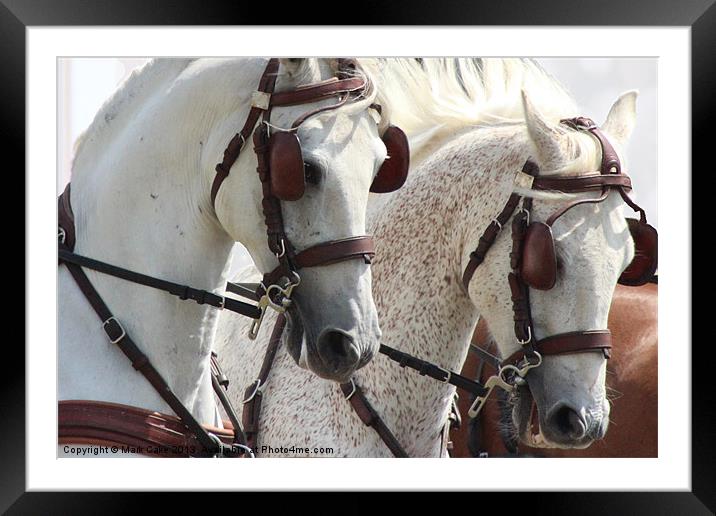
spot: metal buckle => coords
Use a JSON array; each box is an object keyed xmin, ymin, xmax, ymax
[
  {"xmin": 242, "ymin": 379, "xmax": 262, "ymax": 404},
  {"xmin": 574, "ymin": 120, "xmax": 597, "ymax": 131},
  {"xmin": 217, "ymin": 296, "xmax": 226, "ymax": 310},
  {"xmin": 519, "ymin": 207, "xmax": 531, "ymax": 225},
  {"xmin": 468, "ymin": 353, "xmax": 542, "ymax": 419},
  {"xmin": 102, "ymin": 316, "xmax": 126, "ymax": 344},
  {"xmin": 274, "ymin": 238, "xmax": 286, "ymax": 259},
  {"xmin": 207, "ymin": 432, "xmax": 225, "ymax": 458},
  {"xmin": 234, "ymin": 443, "xmax": 255, "ymax": 458},
  {"xmin": 467, "ymin": 373, "xmax": 514, "ymax": 419},
  {"xmin": 517, "ymin": 326, "xmax": 532, "ymax": 345},
  {"xmin": 58, "ymin": 227, "xmax": 66, "ymax": 244},
  {"xmin": 343, "ymin": 378, "xmax": 357, "ymax": 400},
  {"xmin": 437, "ymin": 367, "xmax": 452, "ymax": 384}
]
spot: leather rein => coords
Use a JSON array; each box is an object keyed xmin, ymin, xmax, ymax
[{"xmin": 58, "ymin": 58, "xmax": 378, "ymax": 458}]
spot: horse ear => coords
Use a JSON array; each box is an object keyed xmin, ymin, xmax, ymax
[
  {"xmin": 279, "ymin": 58, "xmax": 306, "ymax": 78},
  {"xmin": 602, "ymin": 90, "xmax": 638, "ymax": 147},
  {"xmin": 521, "ymin": 90, "xmax": 569, "ymax": 171}
]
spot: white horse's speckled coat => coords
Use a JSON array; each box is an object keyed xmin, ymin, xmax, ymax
[{"xmin": 215, "ymin": 59, "xmax": 639, "ymax": 456}]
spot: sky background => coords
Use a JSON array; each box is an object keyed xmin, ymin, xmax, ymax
[{"xmin": 58, "ymin": 58, "xmax": 657, "ymax": 275}]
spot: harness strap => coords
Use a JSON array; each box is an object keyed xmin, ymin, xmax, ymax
[
  {"xmin": 241, "ymin": 314, "xmax": 286, "ymax": 452},
  {"xmin": 259, "ymin": 236, "xmax": 376, "ymax": 291},
  {"xmin": 462, "ymin": 193, "xmax": 521, "ymax": 291},
  {"xmin": 211, "ymin": 58, "xmax": 280, "ymax": 206},
  {"xmin": 532, "ymin": 173, "xmax": 632, "ymax": 192},
  {"xmin": 503, "ymin": 329, "xmax": 612, "ymax": 366},
  {"xmin": 58, "ymin": 184, "xmax": 76, "ymax": 250},
  {"xmin": 294, "ymin": 236, "xmax": 375, "ymax": 268},
  {"xmin": 58, "ymin": 249, "xmax": 261, "ymax": 320},
  {"xmin": 210, "ymin": 351, "xmax": 249, "ymax": 448},
  {"xmin": 462, "ymin": 160, "xmax": 540, "ymax": 291},
  {"xmin": 59, "ymin": 400, "xmax": 238, "ymax": 457},
  {"xmin": 379, "ymin": 344, "xmax": 489, "ymax": 397},
  {"xmin": 59, "ymin": 251, "xmax": 238, "ymax": 457},
  {"xmin": 225, "ymin": 282, "xmax": 261, "ymax": 302},
  {"xmin": 469, "ymin": 342, "xmax": 502, "ymax": 370},
  {"xmin": 271, "ymin": 77, "xmax": 366, "ymax": 107},
  {"xmin": 339, "ymin": 380, "xmax": 409, "ymax": 458}
]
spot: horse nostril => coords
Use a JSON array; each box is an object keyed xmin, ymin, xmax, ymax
[
  {"xmin": 325, "ymin": 331, "xmax": 350, "ymax": 358},
  {"xmin": 316, "ymin": 330, "xmax": 359, "ymax": 376},
  {"xmin": 550, "ymin": 404, "xmax": 587, "ymax": 440}
]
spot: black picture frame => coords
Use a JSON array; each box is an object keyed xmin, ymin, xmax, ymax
[{"xmin": 8, "ymin": 0, "xmax": 707, "ymax": 512}]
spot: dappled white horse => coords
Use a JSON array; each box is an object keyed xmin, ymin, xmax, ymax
[
  {"xmin": 58, "ymin": 58, "xmax": 402, "ymax": 457},
  {"xmin": 214, "ymin": 59, "xmax": 650, "ymax": 456}
]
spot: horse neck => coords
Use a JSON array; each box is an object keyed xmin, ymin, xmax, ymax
[
  {"xmin": 64, "ymin": 59, "xmax": 269, "ymax": 420},
  {"xmin": 359, "ymin": 126, "xmax": 530, "ymax": 455}
]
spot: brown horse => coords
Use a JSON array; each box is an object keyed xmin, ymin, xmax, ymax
[{"xmin": 451, "ymin": 282, "xmax": 657, "ymax": 458}]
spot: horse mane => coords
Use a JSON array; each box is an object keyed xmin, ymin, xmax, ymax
[
  {"xmin": 361, "ymin": 58, "xmax": 577, "ymax": 137},
  {"xmin": 361, "ymin": 58, "xmax": 603, "ymax": 183}
]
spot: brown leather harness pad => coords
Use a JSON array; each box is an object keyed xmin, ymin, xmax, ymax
[{"xmin": 59, "ymin": 400, "xmax": 236, "ymax": 457}]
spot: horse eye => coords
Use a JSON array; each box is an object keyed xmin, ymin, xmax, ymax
[{"xmin": 304, "ymin": 161, "xmax": 322, "ymax": 185}]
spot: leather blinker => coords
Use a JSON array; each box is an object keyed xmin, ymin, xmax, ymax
[
  {"xmin": 618, "ymin": 218, "xmax": 658, "ymax": 286},
  {"xmin": 521, "ymin": 222, "xmax": 557, "ymax": 290},
  {"xmin": 268, "ymin": 131, "xmax": 305, "ymax": 201},
  {"xmin": 370, "ymin": 125, "xmax": 410, "ymax": 193}
]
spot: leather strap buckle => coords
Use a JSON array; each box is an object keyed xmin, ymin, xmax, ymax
[
  {"xmin": 102, "ymin": 316, "xmax": 126, "ymax": 344},
  {"xmin": 58, "ymin": 227, "xmax": 67, "ymax": 244},
  {"xmin": 343, "ymin": 378, "xmax": 357, "ymax": 400},
  {"xmin": 242, "ymin": 379, "xmax": 262, "ymax": 404}
]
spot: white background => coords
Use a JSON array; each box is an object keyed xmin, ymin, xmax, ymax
[{"xmin": 30, "ymin": 27, "xmax": 689, "ymax": 491}]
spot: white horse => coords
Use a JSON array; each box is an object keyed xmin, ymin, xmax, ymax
[
  {"xmin": 58, "ymin": 58, "xmax": 394, "ymax": 456},
  {"xmin": 214, "ymin": 58, "xmax": 641, "ymax": 456}
]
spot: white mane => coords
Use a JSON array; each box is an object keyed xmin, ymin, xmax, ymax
[
  {"xmin": 360, "ymin": 58, "xmax": 601, "ymax": 182},
  {"xmin": 361, "ymin": 58, "xmax": 576, "ymax": 137}
]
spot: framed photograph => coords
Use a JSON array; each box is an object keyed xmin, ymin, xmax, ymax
[{"xmin": 11, "ymin": 0, "xmax": 707, "ymax": 512}]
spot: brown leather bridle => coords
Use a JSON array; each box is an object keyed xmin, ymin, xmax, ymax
[
  {"xmin": 463, "ymin": 117, "xmax": 658, "ymax": 417},
  {"xmin": 212, "ymin": 58, "xmax": 380, "ymax": 336}
]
